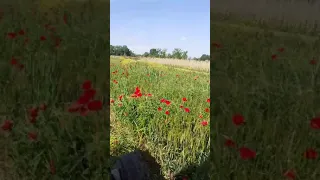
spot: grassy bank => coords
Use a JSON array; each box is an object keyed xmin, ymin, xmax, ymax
[{"xmin": 110, "ymin": 57, "xmax": 210, "ymax": 179}]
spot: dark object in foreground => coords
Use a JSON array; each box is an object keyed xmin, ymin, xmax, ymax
[{"xmin": 111, "ymin": 150, "xmax": 164, "ymax": 180}]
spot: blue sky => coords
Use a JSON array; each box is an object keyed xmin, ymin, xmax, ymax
[{"xmin": 110, "ymin": 0, "xmax": 210, "ymax": 58}]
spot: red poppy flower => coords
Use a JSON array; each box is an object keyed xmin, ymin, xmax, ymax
[
  {"xmin": 304, "ymin": 148, "xmax": 317, "ymax": 159},
  {"xmin": 277, "ymin": 48, "xmax": 284, "ymax": 52},
  {"xmin": 110, "ymin": 99, "xmax": 115, "ymax": 104},
  {"xmin": 1, "ymin": 120, "xmax": 13, "ymax": 131},
  {"xmin": 205, "ymin": 108, "xmax": 209, "ymax": 113},
  {"xmin": 284, "ymin": 169, "xmax": 295, "ymax": 179},
  {"xmin": 40, "ymin": 36, "xmax": 46, "ymax": 41},
  {"xmin": 10, "ymin": 57, "xmax": 18, "ymax": 65},
  {"xmin": 310, "ymin": 117, "xmax": 320, "ymax": 129},
  {"xmin": 199, "ymin": 114, "xmax": 203, "ymax": 118},
  {"xmin": 77, "ymin": 94, "xmax": 91, "ymax": 105},
  {"xmin": 182, "ymin": 97, "xmax": 187, "ymax": 102},
  {"xmin": 271, "ymin": 54, "xmax": 277, "ymax": 60},
  {"xmin": 310, "ymin": 59, "xmax": 317, "ymax": 65},
  {"xmin": 80, "ymin": 106, "xmax": 89, "ymax": 116},
  {"xmin": 7, "ymin": 32, "xmax": 17, "ymax": 39},
  {"xmin": 179, "ymin": 105, "xmax": 183, "ymax": 108},
  {"xmin": 29, "ymin": 107, "xmax": 39, "ymax": 118},
  {"xmin": 158, "ymin": 107, "xmax": 162, "ymax": 111},
  {"xmin": 206, "ymin": 98, "xmax": 210, "ymax": 103},
  {"xmin": 224, "ymin": 139, "xmax": 236, "ymax": 148},
  {"xmin": 232, "ymin": 114, "xmax": 244, "ymax": 126},
  {"xmin": 184, "ymin": 108, "xmax": 190, "ymax": 113},
  {"xmin": 113, "ymin": 80, "xmax": 118, "ymax": 84},
  {"xmin": 239, "ymin": 147, "xmax": 256, "ymax": 160},
  {"xmin": 28, "ymin": 132, "xmax": 37, "ymax": 141},
  {"xmin": 18, "ymin": 29, "xmax": 25, "ymax": 35},
  {"xmin": 201, "ymin": 120, "xmax": 208, "ymax": 126},
  {"xmin": 84, "ymin": 89, "xmax": 96, "ymax": 100},
  {"xmin": 165, "ymin": 110, "xmax": 169, "ymax": 115},
  {"xmin": 87, "ymin": 100, "xmax": 103, "ymax": 111},
  {"xmin": 212, "ymin": 42, "xmax": 221, "ymax": 48},
  {"xmin": 165, "ymin": 100, "xmax": 171, "ymax": 106},
  {"xmin": 82, "ymin": 80, "xmax": 92, "ymax": 90},
  {"xmin": 119, "ymin": 95, "xmax": 123, "ymax": 101},
  {"xmin": 131, "ymin": 87, "xmax": 142, "ymax": 97}
]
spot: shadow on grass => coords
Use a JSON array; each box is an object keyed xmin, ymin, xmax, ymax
[{"xmin": 109, "ymin": 149, "xmax": 210, "ymax": 180}]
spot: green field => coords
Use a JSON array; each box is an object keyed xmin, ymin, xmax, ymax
[
  {"xmin": 110, "ymin": 57, "xmax": 210, "ymax": 179},
  {"xmin": 211, "ymin": 14, "xmax": 320, "ymax": 179},
  {"xmin": 0, "ymin": 1, "xmax": 109, "ymax": 179}
]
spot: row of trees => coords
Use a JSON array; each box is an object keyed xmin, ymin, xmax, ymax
[{"xmin": 110, "ymin": 45, "xmax": 210, "ymax": 61}]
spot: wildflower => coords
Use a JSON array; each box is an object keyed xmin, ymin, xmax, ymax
[
  {"xmin": 184, "ymin": 108, "xmax": 190, "ymax": 113},
  {"xmin": 84, "ymin": 89, "xmax": 96, "ymax": 100},
  {"xmin": 205, "ymin": 108, "xmax": 209, "ymax": 113},
  {"xmin": 165, "ymin": 110, "xmax": 169, "ymax": 115},
  {"xmin": 7, "ymin": 32, "xmax": 17, "ymax": 39},
  {"xmin": 206, "ymin": 98, "xmax": 210, "ymax": 103},
  {"xmin": 201, "ymin": 120, "xmax": 208, "ymax": 126},
  {"xmin": 158, "ymin": 107, "xmax": 162, "ymax": 111},
  {"xmin": 18, "ymin": 29, "xmax": 25, "ymax": 35},
  {"xmin": 87, "ymin": 100, "xmax": 103, "ymax": 111},
  {"xmin": 224, "ymin": 139, "xmax": 236, "ymax": 148},
  {"xmin": 303, "ymin": 148, "xmax": 317, "ymax": 159},
  {"xmin": 271, "ymin": 54, "xmax": 277, "ymax": 60},
  {"xmin": 80, "ymin": 106, "xmax": 89, "ymax": 116},
  {"xmin": 28, "ymin": 132, "xmax": 37, "ymax": 141},
  {"xmin": 29, "ymin": 107, "xmax": 39, "ymax": 118},
  {"xmin": 310, "ymin": 117, "xmax": 320, "ymax": 129},
  {"xmin": 10, "ymin": 57, "xmax": 18, "ymax": 65},
  {"xmin": 1, "ymin": 120, "xmax": 13, "ymax": 131},
  {"xmin": 239, "ymin": 147, "xmax": 256, "ymax": 160},
  {"xmin": 40, "ymin": 36, "xmax": 46, "ymax": 41},
  {"xmin": 131, "ymin": 87, "xmax": 142, "ymax": 97},
  {"xmin": 82, "ymin": 80, "xmax": 92, "ymax": 90},
  {"xmin": 310, "ymin": 59, "xmax": 317, "ymax": 65},
  {"xmin": 277, "ymin": 48, "xmax": 284, "ymax": 52},
  {"xmin": 232, "ymin": 114, "xmax": 244, "ymax": 126},
  {"xmin": 212, "ymin": 42, "xmax": 221, "ymax": 48},
  {"xmin": 284, "ymin": 169, "xmax": 295, "ymax": 179},
  {"xmin": 182, "ymin": 97, "xmax": 187, "ymax": 102}
]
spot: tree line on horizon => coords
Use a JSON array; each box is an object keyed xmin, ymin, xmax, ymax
[{"xmin": 110, "ymin": 45, "xmax": 210, "ymax": 61}]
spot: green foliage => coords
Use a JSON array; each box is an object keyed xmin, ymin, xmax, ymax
[
  {"xmin": 211, "ymin": 19, "xmax": 320, "ymax": 179},
  {"xmin": 111, "ymin": 44, "xmax": 210, "ymax": 60},
  {"xmin": 110, "ymin": 58, "xmax": 210, "ymax": 178},
  {"xmin": 0, "ymin": 1, "xmax": 109, "ymax": 179}
]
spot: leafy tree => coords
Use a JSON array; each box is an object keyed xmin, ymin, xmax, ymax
[
  {"xmin": 110, "ymin": 45, "xmax": 134, "ymax": 56},
  {"xmin": 199, "ymin": 54, "xmax": 210, "ymax": 61}
]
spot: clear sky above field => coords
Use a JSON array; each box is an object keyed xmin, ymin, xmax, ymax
[{"xmin": 110, "ymin": 0, "xmax": 210, "ymax": 58}]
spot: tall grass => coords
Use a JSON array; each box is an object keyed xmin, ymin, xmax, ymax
[
  {"xmin": 110, "ymin": 57, "xmax": 210, "ymax": 178},
  {"xmin": 0, "ymin": 1, "xmax": 109, "ymax": 179}
]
